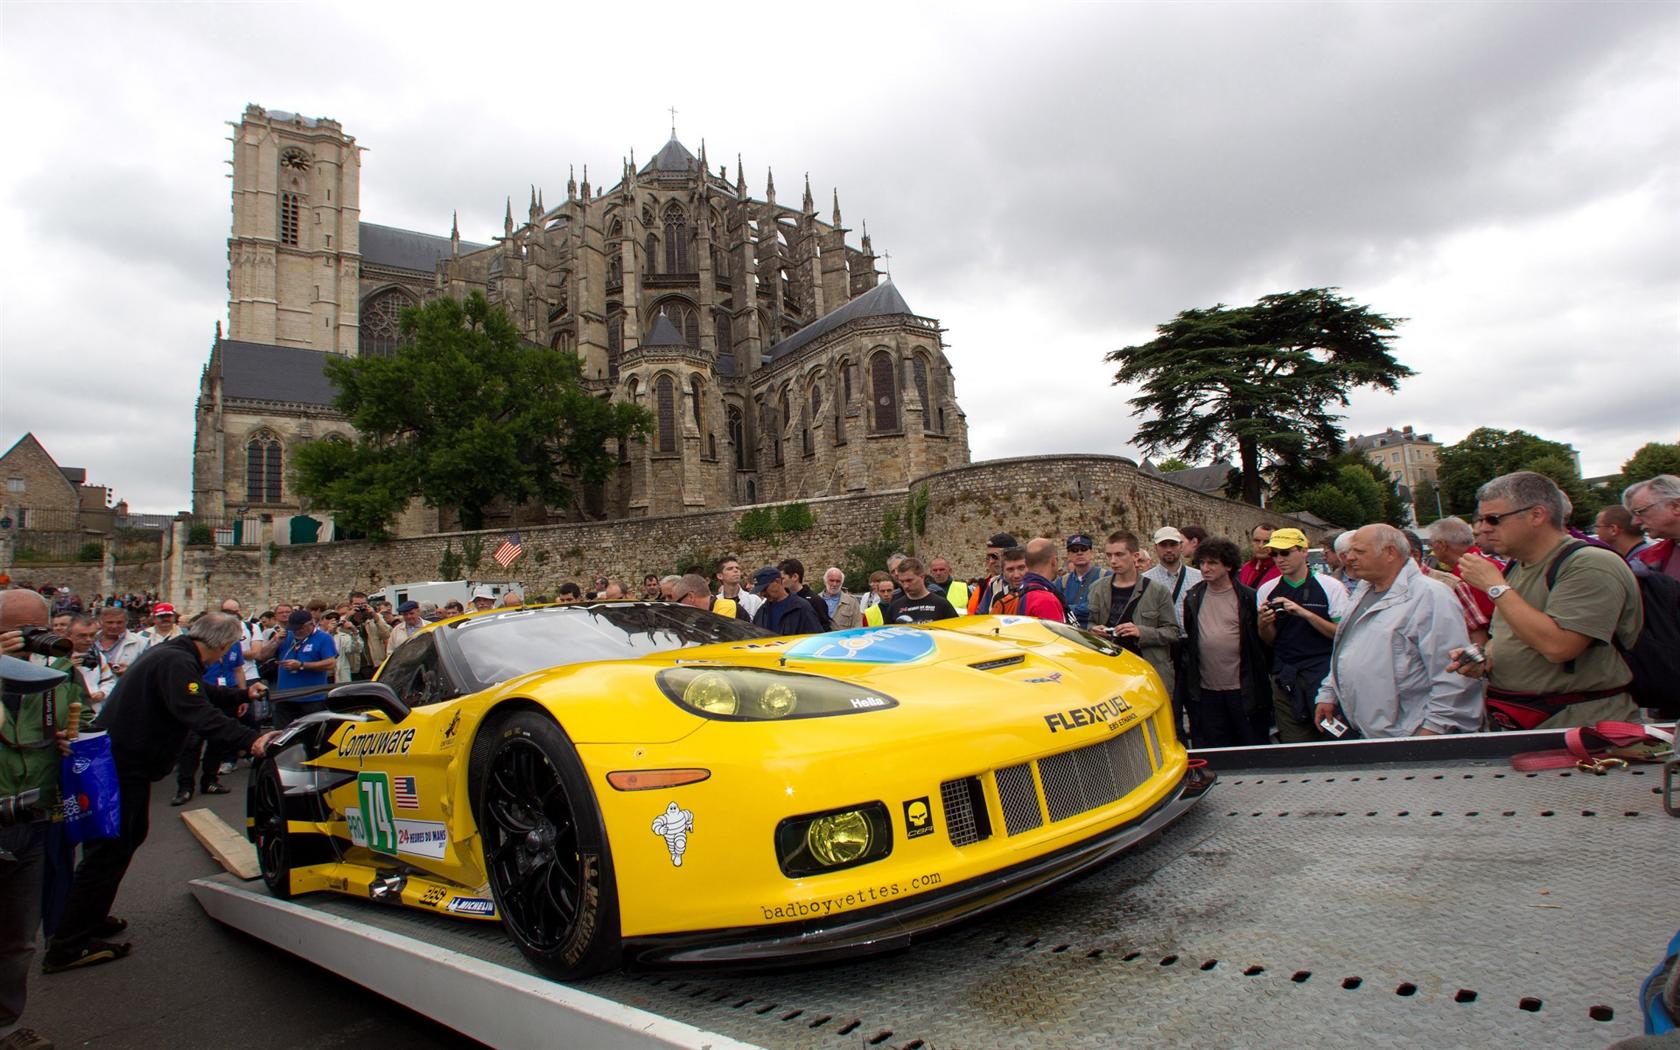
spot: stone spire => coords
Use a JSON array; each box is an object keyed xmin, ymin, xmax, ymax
[
  {"xmin": 528, "ymin": 185, "xmax": 539, "ymax": 223},
  {"xmin": 581, "ymin": 164, "xmax": 590, "ymax": 199},
  {"xmin": 450, "ymin": 210, "xmax": 460, "ymax": 256},
  {"xmin": 860, "ymin": 219, "xmax": 871, "ymax": 253},
  {"xmin": 537, "ymin": 187, "xmax": 544, "ymax": 212},
  {"xmin": 504, "ymin": 197, "xmax": 513, "ymax": 237},
  {"xmin": 567, "ymin": 164, "xmax": 577, "ymax": 201},
  {"xmin": 735, "ymin": 154, "xmax": 746, "ymax": 197},
  {"xmin": 802, "ymin": 172, "xmax": 813, "ymax": 214},
  {"xmin": 765, "ymin": 166, "xmax": 776, "ymax": 205},
  {"xmin": 832, "ymin": 188, "xmax": 842, "ymax": 227}
]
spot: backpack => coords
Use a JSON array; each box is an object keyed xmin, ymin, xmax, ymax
[
  {"xmin": 1521, "ymin": 541, "xmax": 1680, "ymax": 717},
  {"xmin": 1019, "ymin": 578, "xmax": 1076, "ymax": 626}
]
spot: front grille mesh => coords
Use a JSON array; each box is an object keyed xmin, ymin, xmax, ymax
[
  {"xmin": 995, "ymin": 762, "xmax": 1042, "ymax": 835},
  {"xmin": 940, "ymin": 777, "xmax": 983, "ymax": 847},
  {"xmin": 1038, "ymin": 728, "xmax": 1155, "ymax": 824}
]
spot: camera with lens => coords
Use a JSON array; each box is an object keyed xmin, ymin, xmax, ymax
[
  {"xmin": 18, "ymin": 626, "xmax": 71, "ymax": 658},
  {"xmin": 0, "ymin": 787, "xmax": 44, "ymax": 829}
]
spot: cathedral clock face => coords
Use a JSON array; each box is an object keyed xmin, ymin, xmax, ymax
[{"xmin": 280, "ymin": 148, "xmax": 311, "ymax": 172}]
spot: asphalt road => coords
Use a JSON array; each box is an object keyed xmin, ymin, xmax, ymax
[{"xmin": 23, "ymin": 763, "xmax": 483, "ymax": 1050}]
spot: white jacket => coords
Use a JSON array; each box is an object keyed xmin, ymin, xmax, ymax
[{"xmin": 1316, "ymin": 560, "xmax": 1483, "ymax": 737}]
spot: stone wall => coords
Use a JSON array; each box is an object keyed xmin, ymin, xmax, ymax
[
  {"xmin": 143, "ymin": 454, "xmax": 1320, "ymax": 612},
  {"xmin": 911, "ymin": 455, "xmax": 1314, "ymax": 578},
  {"xmin": 0, "ymin": 560, "xmax": 167, "ymax": 601}
]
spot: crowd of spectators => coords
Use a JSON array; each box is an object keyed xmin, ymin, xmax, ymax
[{"xmin": 2, "ymin": 470, "xmax": 1675, "ymax": 1049}]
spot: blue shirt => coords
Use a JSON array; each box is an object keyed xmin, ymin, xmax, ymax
[
  {"xmin": 203, "ymin": 642, "xmax": 244, "ymax": 689},
  {"xmin": 276, "ymin": 628, "xmax": 338, "ymax": 704},
  {"xmin": 1057, "ymin": 566, "xmax": 1109, "ymax": 628}
]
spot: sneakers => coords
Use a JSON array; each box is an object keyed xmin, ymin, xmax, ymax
[
  {"xmin": 200, "ymin": 781, "xmax": 231, "ymax": 795},
  {"xmin": 217, "ymin": 761, "xmax": 237, "ymax": 775},
  {"xmin": 0, "ymin": 1028, "xmax": 55, "ymax": 1050},
  {"xmin": 169, "ymin": 790, "xmax": 192, "ymax": 806},
  {"xmin": 41, "ymin": 938, "xmax": 131, "ymax": 974}
]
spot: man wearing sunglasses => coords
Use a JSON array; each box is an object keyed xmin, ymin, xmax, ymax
[{"xmin": 1449, "ymin": 470, "xmax": 1642, "ymax": 730}]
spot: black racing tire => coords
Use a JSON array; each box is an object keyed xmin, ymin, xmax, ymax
[
  {"xmin": 474, "ymin": 709, "xmax": 621, "ymax": 980},
  {"xmin": 250, "ymin": 757, "xmax": 335, "ymax": 900}
]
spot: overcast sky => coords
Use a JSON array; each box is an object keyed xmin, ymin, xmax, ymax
[{"xmin": 2, "ymin": 1, "xmax": 1676, "ymax": 512}]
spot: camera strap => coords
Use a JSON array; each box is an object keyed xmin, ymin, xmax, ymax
[{"xmin": 0, "ymin": 673, "xmax": 57, "ymax": 752}]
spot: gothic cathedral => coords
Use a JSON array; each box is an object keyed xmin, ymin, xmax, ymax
[{"xmin": 193, "ymin": 105, "xmax": 969, "ymax": 536}]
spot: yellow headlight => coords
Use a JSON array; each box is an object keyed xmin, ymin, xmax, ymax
[
  {"xmin": 682, "ymin": 671, "xmax": 738, "ymax": 715},
  {"xmin": 758, "ymin": 682, "xmax": 798, "ymax": 719},
  {"xmin": 805, "ymin": 810, "xmax": 873, "ymax": 867}
]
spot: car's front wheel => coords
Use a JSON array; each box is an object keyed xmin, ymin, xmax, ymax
[{"xmin": 476, "ymin": 710, "xmax": 621, "ymax": 979}]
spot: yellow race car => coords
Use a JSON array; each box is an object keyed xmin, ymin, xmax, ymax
[{"xmin": 248, "ymin": 603, "xmax": 1212, "ymax": 979}]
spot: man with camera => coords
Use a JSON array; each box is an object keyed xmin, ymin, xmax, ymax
[
  {"xmin": 1255, "ymin": 527, "xmax": 1350, "ymax": 742},
  {"xmin": 43, "ymin": 612, "xmax": 277, "ymax": 975},
  {"xmin": 1, "ymin": 588, "xmax": 75, "ymax": 1050}
]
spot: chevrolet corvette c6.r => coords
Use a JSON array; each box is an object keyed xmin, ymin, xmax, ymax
[{"xmin": 248, "ymin": 602, "xmax": 1213, "ymax": 979}]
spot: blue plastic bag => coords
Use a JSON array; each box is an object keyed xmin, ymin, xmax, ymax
[{"xmin": 60, "ymin": 733, "xmax": 122, "ymax": 844}]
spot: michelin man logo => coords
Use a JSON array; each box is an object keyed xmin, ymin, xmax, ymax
[{"xmin": 651, "ymin": 801, "xmax": 695, "ymax": 867}]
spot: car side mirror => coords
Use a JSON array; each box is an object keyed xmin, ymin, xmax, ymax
[{"xmin": 326, "ymin": 681, "xmax": 411, "ymax": 723}]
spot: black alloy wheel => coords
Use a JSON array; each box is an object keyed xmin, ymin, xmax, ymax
[
  {"xmin": 477, "ymin": 710, "xmax": 620, "ymax": 979},
  {"xmin": 250, "ymin": 758, "xmax": 333, "ymax": 899}
]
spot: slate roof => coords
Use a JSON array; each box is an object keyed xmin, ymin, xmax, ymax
[
  {"xmin": 641, "ymin": 137, "xmax": 697, "ymax": 174},
  {"xmin": 59, "ymin": 467, "xmax": 86, "ymax": 484},
  {"xmin": 218, "ymin": 340, "xmax": 339, "ymax": 407},
  {"xmin": 1163, "ymin": 461, "xmax": 1238, "ymax": 495},
  {"xmin": 359, "ymin": 222, "xmax": 486, "ymax": 272},
  {"xmin": 763, "ymin": 281, "xmax": 915, "ymax": 362},
  {"xmin": 641, "ymin": 314, "xmax": 686, "ymax": 347}
]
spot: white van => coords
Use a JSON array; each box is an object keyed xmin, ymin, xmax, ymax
[{"xmin": 369, "ymin": 580, "xmax": 524, "ymax": 609}]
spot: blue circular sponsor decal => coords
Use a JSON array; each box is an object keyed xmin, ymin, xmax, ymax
[{"xmin": 783, "ymin": 626, "xmax": 937, "ymax": 664}]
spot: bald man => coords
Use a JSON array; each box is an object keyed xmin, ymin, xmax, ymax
[{"xmin": 1019, "ymin": 539, "xmax": 1073, "ymax": 624}]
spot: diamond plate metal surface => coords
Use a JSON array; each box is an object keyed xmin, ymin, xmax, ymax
[{"xmin": 287, "ymin": 758, "xmax": 1675, "ymax": 1048}]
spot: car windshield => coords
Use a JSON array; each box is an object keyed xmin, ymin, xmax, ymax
[{"xmin": 447, "ymin": 602, "xmax": 769, "ymax": 689}]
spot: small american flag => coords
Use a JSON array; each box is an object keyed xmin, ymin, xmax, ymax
[
  {"xmin": 392, "ymin": 775, "xmax": 419, "ymax": 810},
  {"xmin": 492, "ymin": 532, "xmax": 524, "ymax": 568}
]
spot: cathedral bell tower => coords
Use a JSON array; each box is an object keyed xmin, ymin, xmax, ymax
[{"xmin": 226, "ymin": 105, "xmax": 361, "ymax": 354}]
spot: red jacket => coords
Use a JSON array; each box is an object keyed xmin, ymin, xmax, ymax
[
  {"xmin": 1238, "ymin": 558, "xmax": 1280, "ymax": 589},
  {"xmin": 1636, "ymin": 538, "xmax": 1680, "ymax": 580}
]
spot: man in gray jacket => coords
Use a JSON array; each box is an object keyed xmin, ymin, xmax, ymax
[
  {"xmin": 1088, "ymin": 531, "xmax": 1183, "ymax": 699},
  {"xmin": 1314, "ymin": 524, "xmax": 1483, "ymax": 738}
]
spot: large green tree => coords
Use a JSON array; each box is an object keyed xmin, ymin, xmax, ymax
[
  {"xmin": 1107, "ymin": 288, "xmax": 1412, "ymax": 504},
  {"xmin": 295, "ymin": 292, "xmax": 650, "ymax": 535},
  {"xmin": 1435, "ymin": 427, "xmax": 1587, "ymax": 521},
  {"xmin": 1619, "ymin": 440, "xmax": 1680, "ymax": 486},
  {"xmin": 1275, "ymin": 450, "xmax": 1407, "ymax": 527}
]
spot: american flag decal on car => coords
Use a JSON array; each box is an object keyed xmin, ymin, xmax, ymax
[{"xmin": 393, "ymin": 775, "xmax": 419, "ymax": 810}]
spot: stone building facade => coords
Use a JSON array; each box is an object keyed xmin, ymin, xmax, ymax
[{"xmin": 192, "ymin": 105, "xmax": 969, "ymax": 535}]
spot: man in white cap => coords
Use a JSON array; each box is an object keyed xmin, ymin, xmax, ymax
[
  {"xmin": 1143, "ymin": 526, "xmax": 1201, "ymax": 626},
  {"xmin": 470, "ymin": 585, "xmax": 497, "ymax": 612}
]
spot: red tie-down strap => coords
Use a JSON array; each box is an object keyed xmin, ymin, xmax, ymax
[{"xmin": 1509, "ymin": 722, "xmax": 1676, "ymax": 773}]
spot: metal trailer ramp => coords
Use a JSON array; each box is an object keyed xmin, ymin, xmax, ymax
[{"xmin": 192, "ymin": 749, "xmax": 1677, "ymax": 1049}]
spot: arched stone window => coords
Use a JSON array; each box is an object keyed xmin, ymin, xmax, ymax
[
  {"xmin": 689, "ymin": 374, "xmax": 703, "ymax": 430},
  {"xmin": 550, "ymin": 329, "xmax": 574, "ymax": 355},
  {"xmin": 655, "ymin": 301, "xmax": 700, "ymax": 348},
  {"xmin": 745, "ymin": 478, "xmax": 756, "ymax": 503},
  {"xmin": 727, "ymin": 404, "xmax": 746, "ymax": 470},
  {"xmin": 775, "ymin": 388, "xmax": 789, "ymax": 467},
  {"xmin": 279, "ymin": 192, "xmax": 302, "ymax": 247},
  {"xmin": 713, "ymin": 311, "xmax": 732, "ymax": 356},
  {"xmin": 607, "ymin": 254, "xmax": 622, "ymax": 286},
  {"xmin": 245, "ymin": 430, "xmax": 283, "ymax": 504},
  {"xmin": 663, "ymin": 203, "xmax": 689, "ymax": 273},
  {"xmin": 655, "ymin": 375, "xmax": 677, "ymax": 453},
  {"xmin": 805, "ymin": 384, "xmax": 821, "ymax": 456},
  {"xmin": 644, "ymin": 233, "xmax": 658, "ymax": 275},
  {"xmin": 359, "ymin": 288, "xmax": 415, "ymax": 358},
  {"xmin": 912, "ymin": 354, "xmax": 932, "ymax": 431},
  {"xmin": 609, "ymin": 218, "xmax": 623, "ymax": 239},
  {"xmin": 870, "ymin": 350, "xmax": 899, "ymax": 432}
]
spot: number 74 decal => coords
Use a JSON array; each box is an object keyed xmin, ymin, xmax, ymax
[{"xmin": 345, "ymin": 771, "xmax": 449, "ymax": 860}]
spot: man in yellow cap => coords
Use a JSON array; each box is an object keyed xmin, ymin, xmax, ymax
[{"xmin": 1255, "ymin": 527, "xmax": 1349, "ymax": 742}]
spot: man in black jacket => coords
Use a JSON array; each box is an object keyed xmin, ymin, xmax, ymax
[
  {"xmin": 777, "ymin": 559, "xmax": 832, "ymax": 632},
  {"xmin": 1176, "ymin": 538, "xmax": 1274, "ymax": 748},
  {"xmin": 750, "ymin": 567, "xmax": 823, "ymax": 635},
  {"xmin": 43, "ymin": 613, "xmax": 276, "ymax": 972}
]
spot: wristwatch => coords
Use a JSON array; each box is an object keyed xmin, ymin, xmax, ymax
[{"xmin": 1487, "ymin": 584, "xmax": 1511, "ymax": 600}]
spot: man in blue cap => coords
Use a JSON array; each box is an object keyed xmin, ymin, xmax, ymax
[
  {"xmin": 1055, "ymin": 533, "xmax": 1109, "ymax": 629},
  {"xmin": 748, "ymin": 566, "xmax": 822, "ymax": 635},
  {"xmin": 271, "ymin": 608, "xmax": 337, "ymax": 728}
]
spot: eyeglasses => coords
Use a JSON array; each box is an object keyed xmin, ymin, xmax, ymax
[
  {"xmin": 1631, "ymin": 500, "xmax": 1667, "ymax": 518},
  {"xmin": 1475, "ymin": 505, "xmax": 1538, "ymax": 527}
]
